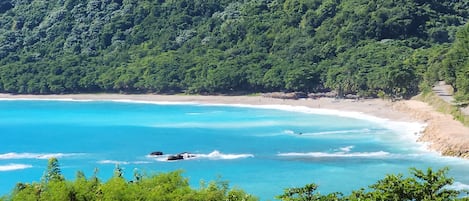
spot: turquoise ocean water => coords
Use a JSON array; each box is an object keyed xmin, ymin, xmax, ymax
[{"xmin": 0, "ymin": 100, "xmax": 468, "ymax": 200}]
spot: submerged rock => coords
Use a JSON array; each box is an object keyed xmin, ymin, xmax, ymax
[{"xmin": 150, "ymin": 151, "xmax": 163, "ymax": 156}]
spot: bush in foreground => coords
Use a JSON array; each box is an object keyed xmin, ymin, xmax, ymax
[
  {"xmin": 3, "ymin": 158, "xmax": 257, "ymax": 201},
  {"xmin": 278, "ymin": 167, "xmax": 468, "ymax": 201},
  {"xmin": 2, "ymin": 158, "xmax": 468, "ymax": 201}
]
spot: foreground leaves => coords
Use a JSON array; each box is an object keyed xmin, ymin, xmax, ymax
[
  {"xmin": 5, "ymin": 158, "xmax": 258, "ymax": 201},
  {"xmin": 278, "ymin": 167, "xmax": 468, "ymax": 201},
  {"xmin": 3, "ymin": 159, "xmax": 468, "ymax": 201}
]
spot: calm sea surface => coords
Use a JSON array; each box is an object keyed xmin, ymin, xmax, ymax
[{"xmin": 0, "ymin": 100, "xmax": 468, "ymax": 200}]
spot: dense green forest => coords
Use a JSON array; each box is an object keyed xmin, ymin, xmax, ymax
[
  {"xmin": 0, "ymin": 0, "xmax": 468, "ymax": 100},
  {"xmin": 1, "ymin": 158, "xmax": 468, "ymax": 201}
]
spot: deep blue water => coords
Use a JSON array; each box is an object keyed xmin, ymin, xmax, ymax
[{"xmin": 0, "ymin": 100, "xmax": 468, "ymax": 200}]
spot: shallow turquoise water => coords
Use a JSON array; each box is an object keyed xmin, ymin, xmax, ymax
[{"xmin": 0, "ymin": 100, "xmax": 468, "ymax": 200}]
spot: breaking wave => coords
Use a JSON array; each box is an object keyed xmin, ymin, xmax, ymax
[
  {"xmin": 0, "ymin": 152, "xmax": 83, "ymax": 160},
  {"xmin": 300, "ymin": 129, "xmax": 371, "ymax": 136},
  {"xmin": 278, "ymin": 151, "xmax": 389, "ymax": 158},
  {"xmin": 278, "ymin": 146, "xmax": 389, "ymax": 158},
  {"xmin": 195, "ymin": 150, "xmax": 254, "ymax": 160},
  {"xmin": 97, "ymin": 160, "xmax": 151, "ymax": 165},
  {"xmin": 447, "ymin": 182, "xmax": 469, "ymax": 191},
  {"xmin": 0, "ymin": 164, "xmax": 33, "ymax": 171}
]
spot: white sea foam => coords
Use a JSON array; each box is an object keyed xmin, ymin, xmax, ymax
[
  {"xmin": 186, "ymin": 112, "xmax": 202, "ymax": 115},
  {"xmin": 133, "ymin": 161, "xmax": 152, "ymax": 164},
  {"xmin": 278, "ymin": 151, "xmax": 389, "ymax": 158},
  {"xmin": 338, "ymin": 146, "xmax": 355, "ymax": 152},
  {"xmin": 147, "ymin": 155, "xmax": 170, "ymax": 162},
  {"xmin": 0, "ymin": 152, "xmax": 83, "ymax": 160},
  {"xmin": 97, "ymin": 160, "xmax": 152, "ymax": 165},
  {"xmin": 196, "ymin": 150, "xmax": 254, "ymax": 160},
  {"xmin": 0, "ymin": 164, "xmax": 33, "ymax": 171},
  {"xmin": 97, "ymin": 160, "xmax": 129, "ymax": 165},
  {"xmin": 447, "ymin": 182, "xmax": 469, "ymax": 191},
  {"xmin": 300, "ymin": 129, "xmax": 371, "ymax": 136}
]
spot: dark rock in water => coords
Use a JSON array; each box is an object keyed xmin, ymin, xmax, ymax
[
  {"xmin": 150, "ymin": 151, "xmax": 163, "ymax": 156},
  {"xmin": 167, "ymin": 152, "xmax": 196, "ymax": 161},
  {"xmin": 167, "ymin": 154, "xmax": 184, "ymax": 161},
  {"xmin": 179, "ymin": 152, "xmax": 196, "ymax": 158}
]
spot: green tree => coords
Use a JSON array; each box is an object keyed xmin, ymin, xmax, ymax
[
  {"xmin": 42, "ymin": 158, "xmax": 64, "ymax": 183},
  {"xmin": 10, "ymin": 183, "xmax": 41, "ymax": 201},
  {"xmin": 284, "ymin": 66, "xmax": 321, "ymax": 93},
  {"xmin": 71, "ymin": 171, "xmax": 99, "ymax": 201},
  {"xmin": 277, "ymin": 167, "xmax": 462, "ymax": 201}
]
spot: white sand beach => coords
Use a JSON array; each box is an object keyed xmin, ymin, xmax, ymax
[{"xmin": 1, "ymin": 93, "xmax": 468, "ymax": 158}]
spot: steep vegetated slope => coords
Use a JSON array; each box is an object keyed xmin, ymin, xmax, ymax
[{"xmin": 0, "ymin": 0, "xmax": 468, "ymax": 100}]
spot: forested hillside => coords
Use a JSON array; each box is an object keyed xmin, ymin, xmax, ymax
[{"xmin": 0, "ymin": 0, "xmax": 468, "ymax": 100}]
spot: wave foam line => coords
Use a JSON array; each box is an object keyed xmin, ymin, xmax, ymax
[
  {"xmin": 0, "ymin": 152, "xmax": 83, "ymax": 160},
  {"xmin": 278, "ymin": 151, "xmax": 389, "ymax": 158},
  {"xmin": 0, "ymin": 164, "xmax": 33, "ymax": 171},
  {"xmin": 97, "ymin": 160, "xmax": 152, "ymax": 165},
  {"xmin": 299, "ymin": 129, "xmax": 372, "ymax": 136},
  {"xmin": 447, "ymin": 182, "xmax": 469, "ymax": 191},
  {"xmin": 97, "ymin": 160, "xmax": 129, "ymax": 165},
  {"xmin": 196, "ymin": 150, "xmax": 254, "ymax": 160}
]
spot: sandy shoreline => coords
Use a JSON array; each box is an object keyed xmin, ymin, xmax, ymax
[{"xmin": 1, "ymin": 93, "xmax": 468, "ymax": 158}]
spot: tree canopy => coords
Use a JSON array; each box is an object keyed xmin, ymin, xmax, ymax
[{"xmin": 0, "ymin": 0, "xmax": 468, "ymax": 100}]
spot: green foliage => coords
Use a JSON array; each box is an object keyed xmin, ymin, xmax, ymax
[
  {"xmin": 2, "ymin": 159, "xmax": 468, "ymax": 201},
  {"xmin": 432, "ymin": 22, "xmax": 469, "ymax": 103},
  {"xmin": 277, "ymin": 167, "xmax": 465, "ymax": 201},
  {"xmin": 277, "ymin": 183, "xmax": 343, "ymax": 201},
  {"xmin": 42, "ymin": 158, "xmax": 64, "ymax": 183},
  {"xmin": 0, "ymin": 0, "xmax": 468, "ymax": 97},
  {"xmin": 4, "ymin": 158, "xmax": 258, "ymax": 201}
]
